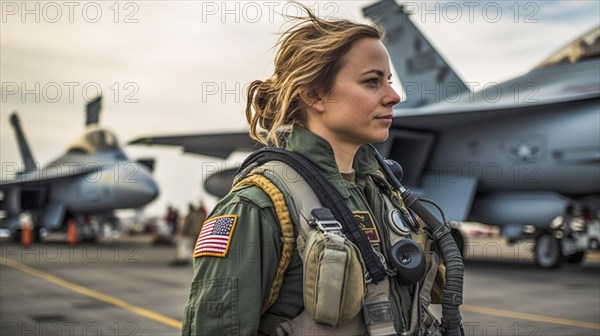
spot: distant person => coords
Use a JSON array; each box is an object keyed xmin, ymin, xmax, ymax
[
  {"xmin": 172, "ymin": 208, "xmax": 180, "ymax": 238},
  {"xmin": 171, "ymin": 203, "xmax": 207, "ymax": 266},
  {"xmin": 165, "ymin": 205, "xmax": 179, "ymax": 238},
  {"xmin": 165, "ymin": 205, "xmax": 173, "ymax": 234},
  {"xmin": 197, "ymin": 199, "xmax": 208, "ymax": 220}
]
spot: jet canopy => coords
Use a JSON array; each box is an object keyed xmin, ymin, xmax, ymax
[
  {"xmin": 535, "ymin": 26, "xmax": 600, "ymax": 69},
  {"xmin": 66, "ymin": 127, "xmax": 120, "ymax": 154}
]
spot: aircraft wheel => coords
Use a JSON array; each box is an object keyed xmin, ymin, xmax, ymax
[
  {"xmin": 79, "ymin": 232, "xmax": 98, "ymax": 244},
  {"xmin": 565, "ymin": 251, "xmax": 586, "ymax": 264},
  {"xmin": 535, "ymin": 233, "xmax": 562, "ymax": 269},
  {"xmin": 450, "ymin": 228, "xmax": 465, "ymax": 256}
]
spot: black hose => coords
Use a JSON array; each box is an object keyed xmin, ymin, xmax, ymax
[
  {"xmin": 375, "ymin": 152, "xmax": 464, "ymax": 336},
  {"xmin": 402, "ymin": 190, "xmax": 464, "ymax": 336}
]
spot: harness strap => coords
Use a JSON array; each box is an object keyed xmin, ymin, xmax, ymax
[
  {"xmin": 233, "ymin": 174, "xmax": 296, "ymax": 314},
  {"xmin": 420, "ymin": 250, "xmax": 440, "ymax": 308},
  {"xmin": 252, "ymin": 163, "xmax": 319, "ymax": 244},
  {"xmin": 418, "ymin": 250, "xmax": 442, "ymax": 333},
  {"xmin": 362, "ymin": 280, "xmax": 396, "ymax": 336}
]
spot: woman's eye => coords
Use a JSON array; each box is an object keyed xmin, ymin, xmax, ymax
[{"xmin": 365, "ymin": 78, "xmax": 379, "ymax": 86}]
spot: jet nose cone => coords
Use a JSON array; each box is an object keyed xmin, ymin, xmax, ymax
[
  {"xmin": 114, "ymin": 164, "xmax": 159, "ymax": 207},
  {"xmin": 136, "ymin": 169, "xmax": 160, "ymax": 204}
]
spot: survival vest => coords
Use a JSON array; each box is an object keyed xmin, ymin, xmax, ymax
[{"xmin": 233, "ymin": 148, "xmax": 462, "ymax": 336}]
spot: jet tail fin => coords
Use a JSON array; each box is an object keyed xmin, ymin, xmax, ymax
[
  {"xmin": 85, "ymin": 96, "xmax": 102, "ymax": 126},
  {"xmin": 9, "ymin": 113, "xmax": 36, "ymax": 172},
  {"xmin": 364, "ymin": 0, "xmax": 468, "ymax": 107}
]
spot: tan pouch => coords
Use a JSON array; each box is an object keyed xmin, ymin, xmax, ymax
[{"xmin": 302, "ymin": 230, "xmax": 366, "ymax": 327}]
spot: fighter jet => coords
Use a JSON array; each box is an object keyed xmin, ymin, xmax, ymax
[
  {"xmin": 0, "ymin": 97, "xmax": 159, "ymax": 241},
  {"xmin": 363, "ymin": 0, "xmax": 599, "ymax": 268},
  {"xmin": 130, "ymin": 1, "xmax": 599, "ymax": 268}
]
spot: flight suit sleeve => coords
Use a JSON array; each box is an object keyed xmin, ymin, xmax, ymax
[{"xmin": 181, "ymin": 186, "xmax": 282, "ymax": 336}]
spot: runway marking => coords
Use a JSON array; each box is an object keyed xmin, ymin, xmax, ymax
[
  {"xmin": 587, "ymin": 253, "xmax": 600, "ymax": 262},
  {"xmin": 2, "ymin": 258, "xmax": 599, "ymax": 331},
  {"xmin": 462, "ymin": 304, "xmax": 600, "ymax": 330},
  {"xmin": 0, "ymin": 258, "xmax": 182, "ymax": 330}
]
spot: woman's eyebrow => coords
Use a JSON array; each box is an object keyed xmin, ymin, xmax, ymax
[{"xmin": 361, "ymin": 69, "xmax": 392, "ymax": 79}]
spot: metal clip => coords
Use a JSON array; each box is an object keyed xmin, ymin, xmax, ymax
[
  {"xmin": 314, "ymin": 219, "xmax": 343, "ymax": 232},
  {"xmin": 310, "ymin": 208, "xmax": 343, "ymax": 232}
]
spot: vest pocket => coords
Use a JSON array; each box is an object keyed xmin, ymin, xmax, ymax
[{"xmin": 303, "ymin": 231, "xmax": 366, "ymax": 327}]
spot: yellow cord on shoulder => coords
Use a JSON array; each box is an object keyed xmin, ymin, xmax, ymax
[{"xmin": 234, "ymin": 174, "xmax": 296, "ymax": 314}]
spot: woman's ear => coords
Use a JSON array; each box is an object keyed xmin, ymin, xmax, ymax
[{"xmin": 300, "ymin": 87, "xmax": 325, "ymax": 113}]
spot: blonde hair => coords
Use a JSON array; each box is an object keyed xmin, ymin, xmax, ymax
[{"xmin": 245, "ymin": 4, "xmax": 384, "ymax": 147}]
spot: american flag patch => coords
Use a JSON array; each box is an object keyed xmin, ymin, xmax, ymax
[{"xmin": 193, "ymin": 215, "xmax": 238, "ymax": 258}]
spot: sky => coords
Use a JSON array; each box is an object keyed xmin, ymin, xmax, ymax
[{"xmin": 1, "ymin": 0, "xmax": 599, "ymax": 218}]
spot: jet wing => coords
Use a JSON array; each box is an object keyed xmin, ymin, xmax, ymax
[
  {"xmin": 394, "ymin": 58, "xmax": 600, "ymax": 130},
  {"xmin": 393, "ymin": 94, "xmax": 599, "ymax": 134},
  {"xmin": 128, "ymin": 132, "xmax": 264, "ymax": 159},
  {"xmin": 0, "ymin": 163, "xmax": 106, "ymax": 189}
]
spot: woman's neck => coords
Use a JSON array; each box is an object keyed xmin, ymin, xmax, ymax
[
  {"xmin": 305, "ymin": 121, "xmax": 359, "ymax": 174},
  {"xmin": 328, "ymin": 139, "xmax": 359, "ymax": 174}
]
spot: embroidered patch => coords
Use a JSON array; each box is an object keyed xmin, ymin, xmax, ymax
[
  {"xmin": 193, "ymin": 215, "xmax": 238, "ymax": 258},
  {"xmin": 353, "ymin": 211, "xmax": 380, "ymax": 243}
]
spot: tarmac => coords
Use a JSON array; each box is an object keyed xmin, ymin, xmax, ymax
[{"xmin": 1, "ymin": 234, "xmax": 599, "ymax": 336}]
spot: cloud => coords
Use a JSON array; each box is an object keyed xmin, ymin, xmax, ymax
[
  {"xmin": 2, "ymin": 0, "xmax": 598, "ymax": 216},
  {"xmin": 532, "ymin": 0, "xmax": 600, "ymax": 23}
]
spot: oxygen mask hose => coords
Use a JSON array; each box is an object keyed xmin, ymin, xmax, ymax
[{"xmin": 375, "ymin": 152, "xmax": 464, "ymax": 336}]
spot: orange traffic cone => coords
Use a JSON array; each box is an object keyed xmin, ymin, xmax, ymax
[
  {"xmin": 21, "ymin": 222, "xmax": 32, "ymax": 248},
  {"xmin": 67, "ymin": 219, "xmax": 78, "ymax": 246}
]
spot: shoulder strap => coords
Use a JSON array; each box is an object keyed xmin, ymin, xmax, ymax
[
  {"xmin": 249, "ymin": 161, "xmax": 319, "ymax": 242},
  {"xmin": 232, "ymin": 174, "xmax": 295, "ymax": 314},
  {"xmin": 237, "ymin": 148, "xmax": 387, "ymax": 283}
]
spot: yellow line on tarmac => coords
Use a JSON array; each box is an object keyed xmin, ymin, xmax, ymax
[
  {"xmin": 586, "ymin": 253, "xmax": 600, "ymax": 261},
  {"xmin": 0, "ymin": 258, "xmax": 182, "ymax": 330},
  {"xmin": 3, "ymin": 258, "xmax": 598, "ymax": 331},
  {"xmin": 462, "ymin": 304, "xmax": 600, "ymax": 330}
]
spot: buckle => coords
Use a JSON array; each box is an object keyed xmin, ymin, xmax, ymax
[
  {"xmin": 315, "ymin": 219, "xmax": 343, "ymax": 232},
  {"xmin": 363, "ymin": 301, "xmax": 394, "ymax": 325},
  {"xmin": 310, "ymin": 208, "xmax": 343, "ymax": 232}
]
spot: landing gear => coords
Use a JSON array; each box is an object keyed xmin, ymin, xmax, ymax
[{"xmin": 534, "ymin": 232, "xmax": 562, "ymax": 269}]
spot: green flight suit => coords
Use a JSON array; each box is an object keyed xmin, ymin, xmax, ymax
[{"xmin": 182, "ymin": 125, "xmax": 420, "ymax": 335}]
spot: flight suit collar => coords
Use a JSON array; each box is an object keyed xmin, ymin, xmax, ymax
[{"xmin": 285, "ymin": 125, "xmax": 381, "ymax": 198}]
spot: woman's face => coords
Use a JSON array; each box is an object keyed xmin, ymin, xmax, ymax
[{"xmin": 307, "ymin": 37, "xmax": 401, "ymax": 148}]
